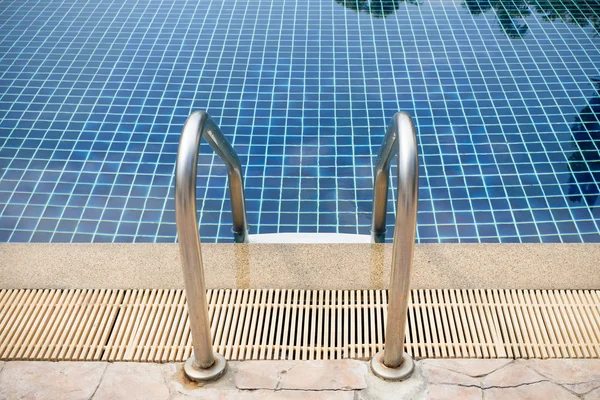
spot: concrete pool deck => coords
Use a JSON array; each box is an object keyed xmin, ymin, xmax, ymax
[
  {"xmin": 2, "ymin": 243, "xmax": 600, "ymax": 290},
  {"xmin": 1, "ymin": 244, "xmax": 599, "ymax": 398},
  {"xmin": 1, "ymin": 359, "xmax": 599, "ymax": 399}
]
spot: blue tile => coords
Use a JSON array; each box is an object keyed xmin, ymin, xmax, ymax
[{"xmin": 0, "ymin": 0, "xmax": 599, "ymax": 244}]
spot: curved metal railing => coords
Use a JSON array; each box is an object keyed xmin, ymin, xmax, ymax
[
  {"xmin": 174, "ymin": 110, "xmax": 248, "ymax": 381},
  {"xmin": 371, "ymin": 112, "xmax": 418, "ymax": 244},
  {"xmin": 369, "ymin": 112, "xmax": 419, "ymax": 380},
  {"xmin": 174, "ymin": 110, "xmax": 418, "ymax": 382},
  {"xmin": 176, "ymin": 111, "xmax": 248, "ymax": 244}
]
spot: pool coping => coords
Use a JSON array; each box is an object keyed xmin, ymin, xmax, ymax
[{"xmin": 2, "ymin": 243, "xmax": 599, "ymax": 290}]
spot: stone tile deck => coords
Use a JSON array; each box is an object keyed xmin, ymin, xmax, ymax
[{"xmin": 0, "ymin": 359, "xmax": 599, "ymax": 399}]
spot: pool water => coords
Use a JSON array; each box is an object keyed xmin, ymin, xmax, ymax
[{"xmin": 0, "ymin": 0, "xmax": 599, "ymax": 243}]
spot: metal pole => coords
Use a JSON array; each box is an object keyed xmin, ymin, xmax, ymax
[
  {"xmin": 371, "ymin": 115, "xmax": 399, "ymax": 243},
  {"xmin": 370, "ymin": 112, "xmax": 419, "ymax": 381},
  {"xmin": 175, "ymin": 110, "xmax": 246, "ymax": 381},
  {"xmin": 199, "ymin": 116, "xmax": 249, "ymax": 243}
]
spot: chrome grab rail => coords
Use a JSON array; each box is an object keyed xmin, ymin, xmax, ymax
[
  {"xmin": 175, "ymin": 110, "xmax": 249, "ymax": 381},
  {"xmin": 177, "ymin": 111, "xmax": 249, "ymax": 244},
  {"xmin": 175, "ymin": 110, "xmax": 417, "ymax": 382},
  {"xmin": 371, "ymin": 113, "xmax": 417, "ymax": 243},
  {"xmin": 370, "ymin": 112, "xmax": 419, "ymax": 381}
]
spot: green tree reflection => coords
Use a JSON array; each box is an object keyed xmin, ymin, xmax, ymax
[
  {"xmin": 464, "ymin": 0, "xmax": 529, "ymax": 37},
  {"xmin": 568, "ymin": 77, "xmax": 600, "ymax": 206},
  {"xmin": 464, "ymin": 0, "xmax": 600, "ymax": 38},
  {"xmin": 532, "ymin": 0, "xmax": 600, "ymax": 33},
  {"xmin": 336, "ymin": 0, "xmax": 600, "ymax": 32},
  {"xmin": 335, "ymin": 0, "xmax": 421, "ymax": 17}
]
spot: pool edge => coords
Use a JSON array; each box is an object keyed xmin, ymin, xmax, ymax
[{"xmin": 1, "ymin": 243, "xmax": 598, "ymax": 290}]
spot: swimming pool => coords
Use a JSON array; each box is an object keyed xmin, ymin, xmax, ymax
[{"xmin": 0, "ymin": 0, "xmax": 599, "ymax": 243}]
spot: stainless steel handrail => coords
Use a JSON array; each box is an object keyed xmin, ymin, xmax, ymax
[
  {"xmin": 175, "ymin": 110, "xmax": 248, "ymax": 382},
  {"xmin": 177, "ymin": 111, "xmax": 249, "ymax": 244},
  {"xmin": 371, "ymin": 113, "xmax": 417, "ymax": 243},
  {"xmin": 370, "ymin": 112, "xmax": 419, "ymax": 381},
  {"xmin": 175, "ymin": 110, "xmax": 417, "ymax": 382}
]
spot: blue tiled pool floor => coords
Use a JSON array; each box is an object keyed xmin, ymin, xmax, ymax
[{"xmin": 0, "ymin": 0, "xmax": 599, "ymax": 243}]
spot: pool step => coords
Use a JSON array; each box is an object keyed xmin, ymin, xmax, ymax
[
  {"xmin": 247, "ymin": 233, "xmax": 372, "ymax": 243},
  {"xmin": 1, "ymin": 288, "xmax": 599, "ymax": 362}
]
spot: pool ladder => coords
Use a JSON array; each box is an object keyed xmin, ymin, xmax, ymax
[{"xmin": 174, "ymin": 110, "xmax": 419, "ymax": 382}]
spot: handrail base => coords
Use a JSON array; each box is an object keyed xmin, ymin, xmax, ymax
[
  {"xmin": 370, "ymin": 351, "xmax": 415, "ymax": 381},
  {"xmin": 183, "ymin": 353, "xmax": 227, "ymax": 382}
]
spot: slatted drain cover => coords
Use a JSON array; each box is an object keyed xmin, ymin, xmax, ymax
[{"xmin": 1, "ymin": 289, "xmax": 599, "ymax": 362}]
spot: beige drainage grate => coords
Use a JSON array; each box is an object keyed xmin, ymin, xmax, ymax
[{"xmin": 1, "ymin": 289, "xmax": 599, "ymax": 362}]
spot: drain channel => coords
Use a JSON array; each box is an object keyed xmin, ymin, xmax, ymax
[{"xmin": 1, "ymin": 289, "xmax": 599, "ymax": 362}]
